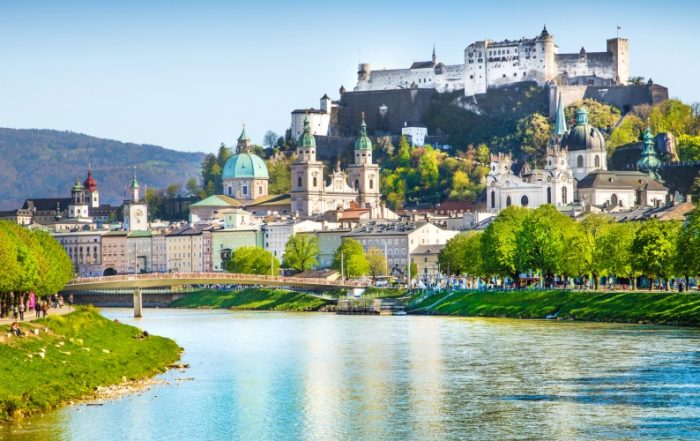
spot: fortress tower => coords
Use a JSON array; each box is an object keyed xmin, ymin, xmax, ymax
[{"xmin": 607, "ymin": 38, "xmax": 629, "ymax": 85}]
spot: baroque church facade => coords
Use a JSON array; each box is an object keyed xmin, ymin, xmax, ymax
[
  {"xmin": 291, "ymin": 115, "xmax": 381, "ymax": 217},
  {"xmin": 487, "ymin": 96, "xmax": 668, "ymax": 213}
]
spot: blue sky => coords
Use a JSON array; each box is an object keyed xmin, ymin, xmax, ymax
[{"xmin": 0, "ymin": 0, "xmax": 697, "ymax": 153}]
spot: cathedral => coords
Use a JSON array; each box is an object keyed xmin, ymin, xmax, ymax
[
  {"xmin": 291, "ymin": 114, "xmax": 382, "ymax": 217},
  {"xmin": 487, "ymin": 96, "xmax": 668, "ymax": 213}
]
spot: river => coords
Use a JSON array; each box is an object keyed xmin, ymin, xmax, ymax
[{"xmin": 4, "ymin": 309, "xmax": 700, "ymax": 440}]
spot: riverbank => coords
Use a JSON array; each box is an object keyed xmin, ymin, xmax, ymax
[
  {"xmin": 0, "ymin": 306, "xmax": 181, "ymax": 420},
  {"xmin": 410, "ymin": 289, "xmax": 700, "ymax": 326},
  {"xmin": 170, "ymin": 288, "xmax": 333, "ymax": 311}
]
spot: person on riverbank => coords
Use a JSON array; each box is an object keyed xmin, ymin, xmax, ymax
[
  {"xmin": 34, "ymin": 301, "xmax": 41, "ymax": 318},
  {"xmin": 41, "ymin": 302, "xmax": 47, "ymax": 318},
  {"xmin": 19, "ymin": 303, "xmax": 25, "ymax": 321},
  {"xmin": 12, "ymin": 305, "xmax": 19, "ymax": 320},
  {"xmin": 58, "ymin": 295, "xmax": 64, "ymax": 309},
  {"xmin": 9, "ymin": 322, "xmax": 24, "ymax": 337}
]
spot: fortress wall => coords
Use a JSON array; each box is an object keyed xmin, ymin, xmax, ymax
[
  {"xmin": 556, "ymin": 53, "xmax": 615, "ymax": 79},
  {"xmin": 548, "ymin": 84, "xmax": 667, "ymax": 118}
]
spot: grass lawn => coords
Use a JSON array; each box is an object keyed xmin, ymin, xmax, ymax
[
  {"xmin": 411, "ymin": 290, "xmax": 700, "ymax": 326},
  {"xmin": 170, "ymin": 288, "xmax": 332, "ymax": 311},
  {"xmin": 0, "ymin": 306, "xmax": 181, "ymax": 419}
]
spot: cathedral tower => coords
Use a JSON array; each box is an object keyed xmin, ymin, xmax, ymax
[
  {"xmin": 123, "ymin": 169, "xmax": 148, "ymax": 231},
  {"xmin": 291, "ymin": 116, "xmax": 325, "ymax": 215},
  {"xmin": 347, "ymin": 113, "xmax": 381, "ymax": 210}
]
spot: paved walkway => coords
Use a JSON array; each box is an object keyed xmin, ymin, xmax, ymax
[{"xmin": 0, "ymin": 305, "xmax": 74, "ymax": 327}]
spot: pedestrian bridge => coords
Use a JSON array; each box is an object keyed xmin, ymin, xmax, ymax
[
  {"xmin": 62, "ymin": 273, "xmax": 368, "ymax": 317},
  {"xmin": 64, "ymin": 272, "xmax": 365, "ymax": 291}
]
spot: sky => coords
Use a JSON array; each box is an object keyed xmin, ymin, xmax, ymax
[{"xmin": 0, "ymin": 0, "xmax": 698, "ymax": 154}]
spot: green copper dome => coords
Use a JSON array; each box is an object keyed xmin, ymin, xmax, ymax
[
  {"xmin": 71, "ymin": 180, "xmax": 84, "ymax": 192},
  {"xmin": 222, "ymin": 152, "xmax": 269, "ymax": 180},
  {"xmin": 238, "ymin": 126, "xmax": 250, "ymax": 143},
  {"xmin": 299, "ymin": 116, "xmax": 316, "ymax": 148},
  {"xmin": 637, "ymin": 127, "xmax": 661, "ymax": 180},
  {"xmin": 354, "ymin": 113, "xmax": 372, "ymax": 151},
  {"xmin": 561, "ymin": 107, "xmax": 606, "ymax": 152}
]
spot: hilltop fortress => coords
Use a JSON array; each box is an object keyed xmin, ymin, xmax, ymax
[{"xmin": 354, "ymin": 26, "xmax": 628, "ymax": 96}]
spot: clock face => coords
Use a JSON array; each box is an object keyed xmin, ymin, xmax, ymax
[{"xmin": 135, "ymin": 209, "xmax": 143, "ymax": 217}]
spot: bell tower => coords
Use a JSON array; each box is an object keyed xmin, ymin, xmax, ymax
[
  {"xmin": 123, "ymin": 169, "xmax": 149, "ymax": 231},
  {"xmin": 290, "ymin": 116, "xmax": 325, "ymax": 216},
  {"xmin": 347, "ymin": 113, "xmax": 381, "ymax": 210}
]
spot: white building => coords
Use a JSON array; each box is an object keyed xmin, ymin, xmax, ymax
[
  {"xmin": 262, "ymin": 219, "xmax": 322, "ymax": 260},
  {"xmin": 290, "ymin": 94, "xmax": 336, "ymax": 140},
  {"xmin": 53, "ymin": 231, "xmax": 103, "ymax": 277},
  {"xmin": 354, "ymin": 27, "xmax": 628, "ymax": 97},
  {"xmin": 401, "ymin": 122, "xmax": 428, "ymax": 147}
]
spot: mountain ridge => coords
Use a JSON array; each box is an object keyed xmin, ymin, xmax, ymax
[{"xmin": 0, "ymin": 127, "xmax": 205, "ymax": 210}]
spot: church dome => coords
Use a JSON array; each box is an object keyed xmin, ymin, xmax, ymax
[
  {"xmin": 354, "ymin": 113, "xmax": 372, "ymax": 151},
  {"xmin": 561, "ymin": 108, "xmax": 606, "ymax": 152},
  {"xmin": 222, "ymin": 152, "xmax": 269, "ymax": 179},
  {"xmin": 83, "ymin": 168, "xmax": 97, "ymax": 192}
]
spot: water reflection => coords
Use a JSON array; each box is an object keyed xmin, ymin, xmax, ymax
[{"xmin": 4, "ymin": 311, "xmax": 700, "ymax": 441}]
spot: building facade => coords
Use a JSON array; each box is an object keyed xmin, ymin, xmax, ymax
[{"xmin": 222, "ymin": 127, "xmax": 269, "ymax": 200}]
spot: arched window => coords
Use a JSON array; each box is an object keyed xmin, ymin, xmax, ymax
[
  {"xmin": 354, "ymin": 179, "xmax": 360, "ymax": 191},
  {"xmin": 258, "ymin": 186, "xmax": 263, "ymax": 195},
  {"xmin": 369, "ymin": 179, "xmax": 374, "ymax": 189},
  {"xmin": 577, "ymin": 155, "xmax": 584, "ymax": 168},
  {"xmin": 521, "ymin": 195, "xmax": 529, "ymax": 207},
  {"xmin": 227, "ymin": 186, "xmax": 232, "ymax": 196},
  {"xmin": 610, "ymin": 193, "xmax": 618, "ymax": 207},
  {"xmin": 594, "ymin": 155, "xmax": 600, "ymax": 168},
  {"xmin": 313, "ymin": 176, "xmax": 317, "ymax": 187},
  {"xmin": 298, "ymin": 177, "xmax": 302, "ymax": 187},
  {"xmin": 506, "ymin": 196, "xmax": 511, "ymax": 207},
  {"xmin": 547, "ymin": 187, "xmax": 552, "ymax": 204},
  {"xmin": 562, "ymin": 186, "xmax": 567, "ymax": 204},
  {"xmin": 491, "ymin": 191, "xmax": 496, "ymax": 208}
]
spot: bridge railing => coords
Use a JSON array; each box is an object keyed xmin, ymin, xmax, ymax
[{"xmin": 67, "ymin": 272, "xmax": 369, "ymax": 288}]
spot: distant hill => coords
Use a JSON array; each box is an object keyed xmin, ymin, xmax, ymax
[{"xmin": 0, "ymin": 128, "xmax": 205, "ymax": 210}]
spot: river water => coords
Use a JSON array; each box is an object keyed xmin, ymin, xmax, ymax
[{"xmin": 4, "ymin": 309, "xmax": 700, "ymax": 440}]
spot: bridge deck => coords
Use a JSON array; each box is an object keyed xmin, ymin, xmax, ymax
[{"xmin": 63, "ymin": 272, "xmax": 366, "ymax": 292}]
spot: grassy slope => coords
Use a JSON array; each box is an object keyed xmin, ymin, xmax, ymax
[
  {"xmin": 411, "ymin": 290, "xmax": 700, "ymax": 326},
  {"xmin": 170, "ymin": 288, "xmax": 332, "ymax": 311},
  {"xmin": 0, "ymin": 307, "xmax": 181, "ymax": 419}
]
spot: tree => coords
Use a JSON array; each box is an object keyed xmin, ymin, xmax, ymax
[
  {"xmin": 578, "ymin": 214, "xmax": 614, "ymax": 289},
  {"xmin": 263, "ymin": 131, "xmax": 279, "ymax": 149},
  {"xmin": 185, "ymin": 178, "xmax": 202, "ymax": 198},
  {"xmin": 598, "ymin": 222, "xmax": 640, "ymax": 289},
  {"xmin": 631, "ymin": 219, "xmax": 681, "ymax": 290},
  {"xmin": 282, "ymin": 234, "xmax": 320, "ymax": 272},
  {"xmin": 365, "ymin": 247, "xmax": 387, "ymax": 280},
  {"xmin": 267, "ymin": 157, "xmax": 291, "ymax": 194},
  {"xmin": 516, "ymin": 113, "xmax": 551, "ymax": 163},
  {"xmin": 515, "ymin": 205, "xmax": 572, "ymax": 286},
  {"xmin": 418, "ymin": 146, "xmax": 439, "ymax": 189},
  {"xmin": 608, "ymin": 114, "xmax": 644, "ymax": 150},
  {"xmin": 480, "ymin": 206, "xmax": 529, "ymax": 283},
  {"xmin": 649, "ymin": 99, "xmax": 696, "ymax": 137},
  {"xmin": 677, "ymin": 134, "xmax": 700, "ymax": 162},
  {"xmin": 675, "ymin": 209, "xmax": 700, "ymax": 287},
  {"xmin": 439, "ymin": 233, "xmax": 471, "ymax": 275},
  {"xmin": 166, "ymin": 183, "xmax": 180, "ymax": 199},
  {"xmin": 396, "ymin": 136, "xmax": 412, "ymax": 166},
  {"xmin": 226, "ymin": 246, "xmax": 279, "ymax": 275},
  {"xmin": 332, "ymin": 239, "xmax": 369, "ymax": 278},
  {"xmin": 565, "ymin": 99, "xmax": 621, "ymax": 130}
]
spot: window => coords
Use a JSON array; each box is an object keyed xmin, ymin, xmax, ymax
[
  {"xmin": 562, "ymin": 186, "xmax": 567, "ymax": 204},
  {"xmin": 369, "ymin": 179, "xmax": 374, "ymax": 189},
  {"xmin": 354, "ymin": 179, "xmax": 360, "ymax": 191},
  {"xmin": 491, "ymin": 191, "xmax": 496, "ymax": 208},
  {"xmin": 298, "ymin": 177, "xmax": 302, "ymax": 187},
  {"xmin": 521, "ymin": 195, "xmax": 529, "ymax": 207},
  {"xmin": 594, "ymin": 155, "xmax": 600, "ymax": 168},
  {"xmin": 313, "ymin": 176, "xmax": 317, "ymax": 187},
  {"xmin": 258, "ymin": 186, "xmax": 263, "ymax": 195},
  {"xmin": 577, "ymin": 155, "xmax": 584, "ymax": 168},
  {"xmin": 547, "ymin": 187, "xmax": 552, "ymax": 204},
  {"xmin": 242, "ymin": 185, "xmax": 248, "ymax": 195},
  {"xmin": 610, "ymin": 193, "xmax": 618, "ymax": 207},
  {"xmin": 506, "ymin": 196, "xmax": 511, "ymax": 207}
]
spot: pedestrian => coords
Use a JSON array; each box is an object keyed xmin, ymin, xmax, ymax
[
  {"xmin": 12, "ymin": 305, "xmax": 18, "ymax": 320},
  {"xmin": 58, "ymin": 295, "xmax": 64, "ymax": 309},
  {"xmin": 19, "ymin": 303, "xmax": 24, "ymax": 321},
  {"xmin": 41, "ymin": 302, "xmax": 47, "ymax": 318},
  {"xmin": 68, "ymin": 294, "xmax": 74, "ymax": 306},
  {"xmin": 34, "ymin": 300, "xmax": 41, "ymax": 318}
]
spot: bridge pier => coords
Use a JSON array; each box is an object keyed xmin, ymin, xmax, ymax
[{"xmin": 133, "ymin": 288, "xmax": 143, "ymax": 318}]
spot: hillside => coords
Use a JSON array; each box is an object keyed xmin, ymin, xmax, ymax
[{"xmin": 0, "ymin": 128, "xmax": 205, "ymax": 210}]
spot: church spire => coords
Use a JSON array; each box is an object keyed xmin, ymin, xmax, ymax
[
  {"xmin": 637, "ymin": 127, "xmax": 662, "ymax": 180},
  {"xmin": 354, "ymin": 112, "xmax": 372, "ymax": 151},
  {"xmin": 553, "ymin": 93, "xmax": 567, "ymax": 138},
  {"xmin": 432, "ymin": 45, "xmax": 436, "ymax": 64},
  {"xmin": 237, "ymin": 124, "xmax": 251, "ymax": 153},
  {"xmin": 299, "ymin": 115, "xmax": 316, "ymax": 148}
]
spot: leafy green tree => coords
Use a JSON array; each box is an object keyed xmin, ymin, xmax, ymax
[
  {"xmin": 185, "ymin": 178, "xmax": 203, "ymax": 198},
  {"xmin": 608, "ymin": 114, "xmax": 644, "ymax": 150},
  {"xmin": 480, "ymin": 206, "xmax": 529, "ymax": 283},
  {"xmin": 579, "ymin": 214, "xmax": 614, "ymax": 289},
  {"xmin": 282, "ymin": 234, "xmax": 319, "ymax": 272},
  {"xmin": 677, "ymin": 134, "xmax": 700, "ymax": 161},
  {"xmin": 366, "ymin": 247, "xmax": 387, "ymax": 279},
  {"xmin": 418, "ymin": 146, "xmax": 439, "ymax": 189},
  {"xmin": 267, "ymin": 157, "xmax": 291, "ymax": 194},
  {"xmin": 0, "ymin": 223, "xmax": 21, "ymax": 309},
  {"xmin": 226, "ymin": 246, "xmax": 279, "ymax": 275},
  {"xmin": 406, "ymin": 261, "xmax": 418, "ymax": 281},
  {"xmin": 439, "ymin": 233, "xmax": 470, "ymax": 275},
  {"xmin": 631, "ymin": 219, "xmax": 681, "ymax": 290},
  {"xmin": 565, "ymin": 99, "xmax": 621, "ymax": 130},
  {"xmin": 32, "ymin": 230, "xmax": 73, "ymax": 295},
  {"xmin": 396, "ymin": 136, "xmax": 412, "ymax": 167},
  {"xmin": 476, "ymin": 144, "xmax": 491, "ymax": 165},
  {"xmin": 516, "ymin": 113, "xmax": 551, "ymax": 163},
  {"xmin": 649, "ymin": 99, "xmax": 697, "ymax": 137},
  {"xmin": 675, "ymin": 209, "xmax": 700, "ymax": 286},
  {"xmin": 166, "ymin": 184, "xmax": 180, "ymax": 199},
  {"xmin": 332, "ymin": 239, "xmax": 369, "ymax": 278},
  {"xmin": 515, "ymin": 205, "xmax": 572, "ymax": 286},
  {"xmin": 597, "ymin": 222, "xmax": 640, "ymax": 289}
]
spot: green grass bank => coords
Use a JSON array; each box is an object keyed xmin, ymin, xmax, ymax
[
  {"xmin": 410, "ymin": 290, "xmax": 700, "ymax": 326},
  {"xmin": 0, "ymin": 307, "xmax": 181, "ymax": 420},
  {"xmin": 170, "ymin": 288, "xmax": 333, "ymax": 311}
]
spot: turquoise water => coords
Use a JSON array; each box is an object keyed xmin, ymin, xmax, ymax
[{"xmin": 5, "ymin": 309, "xmax": 700, "ymax": 440}]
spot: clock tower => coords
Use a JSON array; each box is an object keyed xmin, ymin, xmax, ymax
[{"xmin": 123, "ymin": 169, "xmax": 148, "ymax": 231}]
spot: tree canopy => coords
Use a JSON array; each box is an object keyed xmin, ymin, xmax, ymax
[
  {"xmin": 282, "ymin": 234, "xmax": 320, "ymax": 272},
  {"xmin": 226, "ymin": 246, "xmax": 279, "ymax": 275},
  {"xmin": 332, "ymin": 239, "xmax": 369, "ymax": 278}
]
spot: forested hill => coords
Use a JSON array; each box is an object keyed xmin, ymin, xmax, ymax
[{"xmin": 0, "ymin": 128, "xmax": 204, "ymax": 210}]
